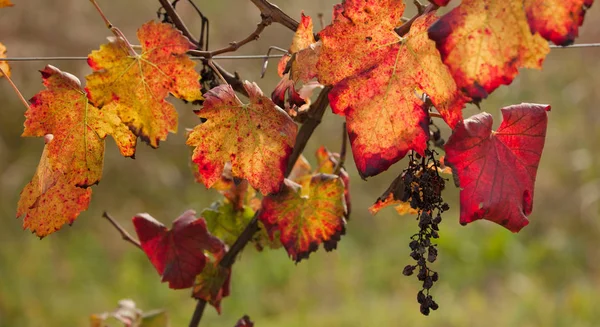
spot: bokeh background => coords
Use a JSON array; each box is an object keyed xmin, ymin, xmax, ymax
[{"xmin": 1, "ymin": 1, "xmax": 600, "ymax": 326}]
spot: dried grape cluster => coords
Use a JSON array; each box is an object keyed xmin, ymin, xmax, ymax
[{"xmin": 401, "ymin": 149, "xmax": 449, "ymax": 315}]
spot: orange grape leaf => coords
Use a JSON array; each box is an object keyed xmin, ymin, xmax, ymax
[
  {"xmin": 24, "ymin": 65, "xmax": 135, "ymax": 187},
  {"xmin": 317, "ymin": 0, "xmax": 406, "ymax": 86},
  {"xmin": 0, "ymin": 0, "xmax": 13, "ymax": 7},
  {"xmin": 86, "ymin": 21, "xmax": 202, "ymax": 149},
  {"xmin": 132, "ymin": 210, "xmax": 226, "ymax": 289},
  {"xmin": 524, "ymin": 0, "xmax": 594, "ymax": 46},
  {"xmin": 258, "ymin": 174, "xmax": 347, "ymax": 262},
  {"xmin": 0, "ymin": 42, "xmax": 10, "ymax": 78},
  {"xmin": 444, "ymin": 103, "xmax": 550, "ymax": 232},
  {"xmin": 18, "ymin": 65, "xmax": 135, "ymax": 237},
  {"xmin": 428, "ymin": 0, "xmax": 550, "ymax": 102},
  {"xmin": 326, "ymin": 12, "xmax": 467, "ymax": 177},
  {"xmin": 288, "ymin": 147, "xmax": 352, "ymax": 218},
  {"xmin": 192, "ymin": 259, "xmax": 231, "ymax": 314},
  {"xmin": 187, "ymin": 82, "xmax": 297, "ymax": 195},
  {"xmin": 17, "ymin": 137, "xmax": 92, "ymax": 237},
  {"xmin": 278, "ymin": 12, "xmax": 316, "ymax": 77}
]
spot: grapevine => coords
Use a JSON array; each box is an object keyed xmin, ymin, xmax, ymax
[{"xmin": 0, "ymin": 0, "xmax": 595, "ymax": 325}]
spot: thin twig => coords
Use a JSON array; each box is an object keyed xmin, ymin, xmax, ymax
[
  {"xmin": 102, "ymin": 212, "xmax": 141, "ymax": 249},
  {"xmin": 334, "ymin": 122, "xmax": 347, "ymax": 176},
  {"xmin": 0, "ymin": 66, "xmax": 31, "ymax": 111},
  {"xmin": 89, "ymin": 0, "xmax": 137, "ymax": 55},
  {"xmin": 157, "ymin": 0, "xmax": 200, "ymax": 46}
]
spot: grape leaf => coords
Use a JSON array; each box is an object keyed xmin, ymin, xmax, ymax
[
  {"xmin": 289, "ymin": 147, "xmax": 351, "ymax": 218},
  {"xmin": 202, "ymin": 201, "xmax": 256, "ymax": 247},
  {"xmin": 444, "ymin": 103, "xmax": 550, "ymax": 232},
  {"xmin": 314, "ymin": 146, "xmax": 351, "ymax": 217},
  {"xmin": 428, "ymin": 0, "xmax": 550, "ymax": 102},
  {"xmin": 0, "ymin": 42, "xmax": 10, "ymax": 78},
  {"xmin": 0, "ymin": 0, "xmax": 13, "ymax": 7},
  {"xmin": 17, "ymin": 139, "xmax": 92, "ymax": 237},
  {"xmin": 132, "ymin": 210, "xmax": 226, "ymax": 289},
  {"xmin": 24, "ymin": 65, "xmax": 135, "ymax": 187},
  {"xmin": 325, "ymin": 11, "xmax": 467, "ymax": 177},
  {"xmin": 258, "ymin": 174, "xmax": 346, "ymax": 262},
  {"xmin": 317, "ymin": 0, "xmax": 406, "ymax": 86},
  {"xmin": 187, "ymin": 81, "xmax": 297, "ymax": 195},
  {"xmin": 86, "ymin": 21, "xmax": 202, "ymax": 149},
  {"xmin": 430, "ymin": 0, "xmax": 450, "ymax": 5},
  {"xmin": 192, "ymin": 259, "xmax": 231, "ymax": 313},
  {"xmin": 17, "ymin": 65, "xmax": 135, "ymax": 236},
  {"xmin": 524, "ymin": 0, "xmax": 594, "ymax": 46}
]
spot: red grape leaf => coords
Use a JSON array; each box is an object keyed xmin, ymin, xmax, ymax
[
  {"xmin": 428, "ymin": 0, "xmax": 550, "ymax": 102},
  {"xmin": 234, "ymin": 315, "xmax": 254, "ymax": 327},
  {"xmin": 524, "ymin": 0, "xmax": 594, "ymax": 46},
  {"xmin": 132, "ymin": 210, "xmax": 226, "ymax": 289},
  {"xmin": 0, "ymin": 42, "xmax": 10, "ymax": 78},
  {"xmin": 430, "ymin": 0, "xmax": 450, "ymax": 5},
  {"xmin": 444, "ymin": 103, "xmax": 550, "ymax": 232},
  {"xmin": 17, "ymin": 141, "xmax": 92, "ymax": 237},
  {"xmin": 258, "ymin": 174, "xmax": 347, "ymax": 262},
  {"xmin": 326, "ymin": 12, "xmax": 467, "ymax": 177},
  {"xmin": 86, "ymin": 21, "xmax": 202, "ymax": 149},
  {"xmin": 187, "ymin": 82, "xmax": 297, "ymax": 195},
  {"xmin": 278, "ymin": 12, "xmax": 316, "ymax": 77},
  {"xmin": 192, "ymin": 259, "xmax": 231, "ymax": 313}
]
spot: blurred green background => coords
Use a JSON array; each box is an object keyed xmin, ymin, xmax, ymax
[{"xmin": 1, "ymin": 1, "xmax": 600, "ymax": 326}]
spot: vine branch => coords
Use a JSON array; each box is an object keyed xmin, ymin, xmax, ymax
[{"xmin": 249, "ymin": 0, "xmax": 299, "ymax": 32}]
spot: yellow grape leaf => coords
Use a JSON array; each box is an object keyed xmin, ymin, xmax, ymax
[
  {"xmin": 17, "ymin": 138, "xmax": 92, "ymax": 237},
  {"xmin": 86, "ymin": 21, "xmax": 202, "ymax": 148},
  {"xmin": 187, "ymin": 81, "xmax": 297, "ymax": 195}
]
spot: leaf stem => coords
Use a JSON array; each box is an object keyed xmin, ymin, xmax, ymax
[{"xmin": 0, "ymin": 66, "xmax": 31, "ymax": 112}]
